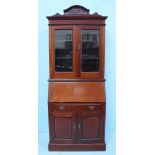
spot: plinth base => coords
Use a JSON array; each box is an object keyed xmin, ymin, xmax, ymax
[{"xmin": 48, "ymin": 143, "xmax": 106, "ymax": 151}]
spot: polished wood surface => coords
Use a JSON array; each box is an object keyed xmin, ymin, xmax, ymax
[
  {"xmin": 48, "ymin": 82, "xmax": 106, "ymax": 102},
  {"xmin": 47, "ymin": 5, "xmax": 107, "ymax": 151}
]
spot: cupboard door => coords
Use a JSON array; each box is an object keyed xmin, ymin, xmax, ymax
[
  {"xmin": 79, "ymin": 26, "xmax": 105, "ymax": 78},
  {"xmin": 78, "ymin": 112, "xmax": 104, "ymax": 143},
  {"xmin": 81, "ymin": 30, "xmax": 100, "ymax": 72},
  {"xmin": 55, "ymin": 30, "xmax": 73, "ymax": 72},
  {"xmin": 50, "ymin": 26, "xmax": 79, "ymax": 78},
  {"xmin": 50, "ymin": 112, "xmax": 76, "ymax": 144}
]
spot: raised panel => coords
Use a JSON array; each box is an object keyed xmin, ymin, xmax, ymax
[
  {"xmin": 78, "ymin": 112, "xmax": 104, "ymax": 143},
  {"xmin": 55, "ymin": 117, "xmax": 72, "ymax": 139},
  {"xmin": 51, "ymin": 112, "xmax": 75, "ymax": 144},
  {"xmin": 82, "ymin": 117, "xmax": 99, "ymax": 138}
]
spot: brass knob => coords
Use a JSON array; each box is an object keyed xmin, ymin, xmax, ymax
[
  {"xmin": 88, "ymin": 105, "xmax": 96, "ymax": 110},
  {"xmin": 58, "ymin": 105, "xmax": 65, "ymax": 111}
]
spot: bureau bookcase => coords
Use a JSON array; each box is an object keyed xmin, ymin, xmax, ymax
[{"xmin": 47, "ymin": 5, "xmax": 107, "ymax": 151}]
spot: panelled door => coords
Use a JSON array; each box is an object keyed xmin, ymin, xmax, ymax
[
  {"xmin": 79, "ymin": 25, "xmax": 104, "ymax": 78},
  {"xmin": 50, "ymin": 25, "xmax": 79, "ymax": 78},
  {"xmin": 50, "ymin": 112, "xmax": 76, "ymax": 144},
  {"xmin": 50, "ymin": 25, "xmax": 104, "ymax": 78},
  {"xmin": 77, "ymin": 111, "xmax": 104, "ymax": 143},
  {"xmin": 50, "ymin": 111, "xmax": 104, "ymax": 144}
]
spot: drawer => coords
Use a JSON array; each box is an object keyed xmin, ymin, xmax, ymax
[{"xmin": 50, "ymin": 103, "xmax": 104, "ymax": 113}]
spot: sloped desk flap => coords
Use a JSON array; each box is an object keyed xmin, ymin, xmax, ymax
[{"xmin": 48, "ymin": 82, "xmax": 105, "ymax": 102}]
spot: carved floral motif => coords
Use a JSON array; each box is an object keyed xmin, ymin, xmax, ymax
[
  {"xmin": 50, "ymin": 5, "xmax": 102, "ymax": 17},
  {"xmin": 64, "ymin": 8, "xmax": 89, "ymax": 16}
]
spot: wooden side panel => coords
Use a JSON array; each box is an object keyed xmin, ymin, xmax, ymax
[
  {"xmin": 100, "ymin": 26, "xmax": 105, "ymax": 78},
  {"xmin": 48, "ymin": 82, "xmax": 105, "ymax": 102}
]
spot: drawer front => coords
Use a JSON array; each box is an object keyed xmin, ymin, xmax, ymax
[{"xmin": 50, "ymin": 103, "xmax": 105, "ymax": 113}]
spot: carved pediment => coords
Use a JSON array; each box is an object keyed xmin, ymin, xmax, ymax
[
  {"xmin": 64, "ymin": 5, "xmax": 89, "ymax": 16},
  {"xmin": 47, "ymin": 5, "xmax": 108, "ymax": 20}
]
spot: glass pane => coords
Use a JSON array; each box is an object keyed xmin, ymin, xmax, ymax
[
  {"xmin": 55, "ymin": 30, "xmax": 73, "ymax": 72},
  {"xmin": 81, "ymin": 30, "xmax": 100, "ymax": 72}
]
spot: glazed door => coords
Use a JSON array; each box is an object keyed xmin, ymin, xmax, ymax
[
  {"xmin": 50, "ymin": 112, "xmax": 76, "ymax": 144},
  {"xmin": 79, "ymin": 26, "xmax": 104, "ymax": 78},
  {"xmin": 50, "ymin": 25, "xmax": 104, "ymax": 78},
  {"xmin": 50, "ymin": 26, "xmax": 79, "ymax": 78},
  {"xmin": 78, "ymin": 112, "xmax": 104, "ymax": 143}
]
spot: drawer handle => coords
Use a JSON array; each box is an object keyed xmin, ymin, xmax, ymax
[
  {"xmin": 58, "ymin": 106, "xmax": 65, "ymax": 111},
  {"xmin": 88, "ymin": 105, "xmax": 96, "ymax": 110}
]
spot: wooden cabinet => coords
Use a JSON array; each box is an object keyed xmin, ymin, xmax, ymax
[
  {"xmin": 47, "ymin": 5, "xmax": 107, "ymax": 151},
  {"xmin": 49, "ymin": 103, "xmax": 105, "ymax": 144}
]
